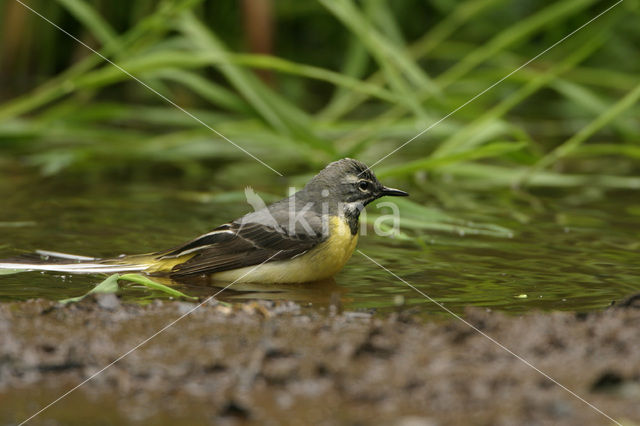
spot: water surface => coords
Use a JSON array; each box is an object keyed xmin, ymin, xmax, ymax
[{"xmin": 1, "ymin": 170, "xmax": 638, "ymax": 315}]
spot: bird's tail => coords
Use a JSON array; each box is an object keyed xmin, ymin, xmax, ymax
[{"xmin": 0, "ymin": 250, "xmax": 152, "ymax": 274}]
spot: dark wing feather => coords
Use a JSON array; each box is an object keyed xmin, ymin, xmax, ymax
[
  {"xmin": 167, "ymin": 222, "xmax": 321, "ymax": 277},
  {"xmin": 160, "ymin": 224, "xmax": 235, "ymax": 258}
]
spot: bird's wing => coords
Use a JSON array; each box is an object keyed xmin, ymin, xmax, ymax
[{"xmin": 160, "ymin": 221, "xmax": 322, "ymax": 277}]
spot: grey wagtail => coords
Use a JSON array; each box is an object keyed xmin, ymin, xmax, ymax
[{"xmin": 0, "ymin": 158, "xmax": 408, "ymax": 283}]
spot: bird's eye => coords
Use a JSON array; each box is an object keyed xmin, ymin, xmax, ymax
[{"xmin": 357, "ymin": 180, "xmax": 370, "ymax": 192}]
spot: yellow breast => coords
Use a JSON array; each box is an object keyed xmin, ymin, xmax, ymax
[{"xmin": 210, "ymin": 216, "xmax": 358, "ymax": 284}]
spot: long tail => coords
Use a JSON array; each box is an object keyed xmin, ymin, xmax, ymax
[{"xmin": 0, "ymin": 250, "xmax": 151, "ymax": 274}]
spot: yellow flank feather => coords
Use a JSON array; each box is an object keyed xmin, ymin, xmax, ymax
[
  {"xmin": 210, "ymin": 216, "xmax": 358, "ymax": 284},
  {"xmin": 106, "ymin": 253, "xmax": 196, "ymax": 274},
  {"xmin": 145, "ymin": 254, "xmax": 195, "ymax": 274}
]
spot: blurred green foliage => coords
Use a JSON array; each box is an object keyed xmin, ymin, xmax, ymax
[{"xmin": 0, "ymin": 0, "xmax": 639, "ymax": 190}]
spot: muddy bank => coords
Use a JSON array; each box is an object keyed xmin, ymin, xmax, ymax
[{"xmin": 1, "ymin": 295, "xmax": 640, "ymax": 425}]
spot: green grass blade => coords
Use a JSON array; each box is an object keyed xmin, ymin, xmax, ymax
[
  {"xmin": 177, "ymin": 12, "xmax": 333, "ymax": 153},
  {"xmin": 435, "ymin": 0, "xmax": 597, "ymax": 87},
  {"xmin": 363, "ymin": 0, "xmax": 406, "ymax": 46},
  {"xmin": 55, "ymin": 0, "xmax": 119, "ymax": 47},
  {"xmin": 318, "ymin": 0, "xmax": 500, "ymax": 121},
  {"xmin": 229, "ymin": 54, "xmax": 399, "ymax": 104},
  {"xmin": 525, "ymin": 80, "xmax": 640, "ymax": 182},
  {"xmin": 318, "ymin": 0, "xmax": 440, "ymax": 98},
  {"xmin": 432, "ymin": 31, "xmax": 606, "ymax": 158},
  {"xmin": 410, "ymin": 0, "xmax": 503, "ymax": 59},
  {"xmin": 571, "ymin": 144, "xmax": 640, "ymax": 159},
  {"xmin": 0, "ymin": 0, "xmax": 195, "ymax": 121},
  {"xmin": 319, "ymin": 36, "xmax": 370, "ymax": 120},
  {"xmin": 444, "ymin": 163, "xmax": 640, "ymax": 189},
  {"xmin": 119, "ymin": 273, "xmax": 197, "ymax": 300},
  {"xmin": 153, "ymin": 68, "xmax": 250, "ymax": 113},
  {"xmin": 377, "ymin": 141, "xmax": 527, "ymax": 178},
  {"xmin": 550, "ymin": 79, "xmax": 636, "ymax": 138},
  {"xmin": 73, "ymin": 50, "xmax": 209, "ymax": 88}
]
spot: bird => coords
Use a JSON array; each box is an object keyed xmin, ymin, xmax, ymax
[{"xmin": 0, "ymin": 158, "xmax": 408, "ymax": 283}]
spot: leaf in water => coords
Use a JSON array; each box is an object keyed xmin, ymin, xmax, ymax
[
  {"xmin": 59, "ymin": 273, "xmax": 120, "ymax": 304},
  {"xmin": 92, "ymin": 273, "xmax": 121, "ymax": 293},
  {"xmin": 118, "ymin": 273, "xmax": 197, "ymax": 300},
  {"xmin": 0, "ymin": 269, "xmax": 23, "ymax": 275}
]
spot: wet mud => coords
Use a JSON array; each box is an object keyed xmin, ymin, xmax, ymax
[{"xmin": 1, "ymin": 295, "xmax": 640, "ymax": 425}]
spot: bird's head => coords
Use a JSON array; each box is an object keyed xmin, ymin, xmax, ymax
[{"xmin": 304, "ymin": 158, "xmax": 408, "ymax": 216}]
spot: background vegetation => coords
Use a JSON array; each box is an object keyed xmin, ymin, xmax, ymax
[{"xmin": 0, "ymin": 0, "xmax": 639, "ymax": 191}]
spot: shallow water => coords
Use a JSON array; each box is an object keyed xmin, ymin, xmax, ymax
[{"xmin": 1, "ymin": 170, "xmax": 638, "ymax": 315}]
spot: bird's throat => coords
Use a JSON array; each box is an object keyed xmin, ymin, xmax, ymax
[{"xmin": 341, "ymin": 202, "xmax": 363, "ymax": 235}]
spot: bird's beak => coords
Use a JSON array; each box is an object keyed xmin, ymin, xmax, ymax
[{"xmin": 380, "ymin": 186, "xmax": 409, "ymax": 197}]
